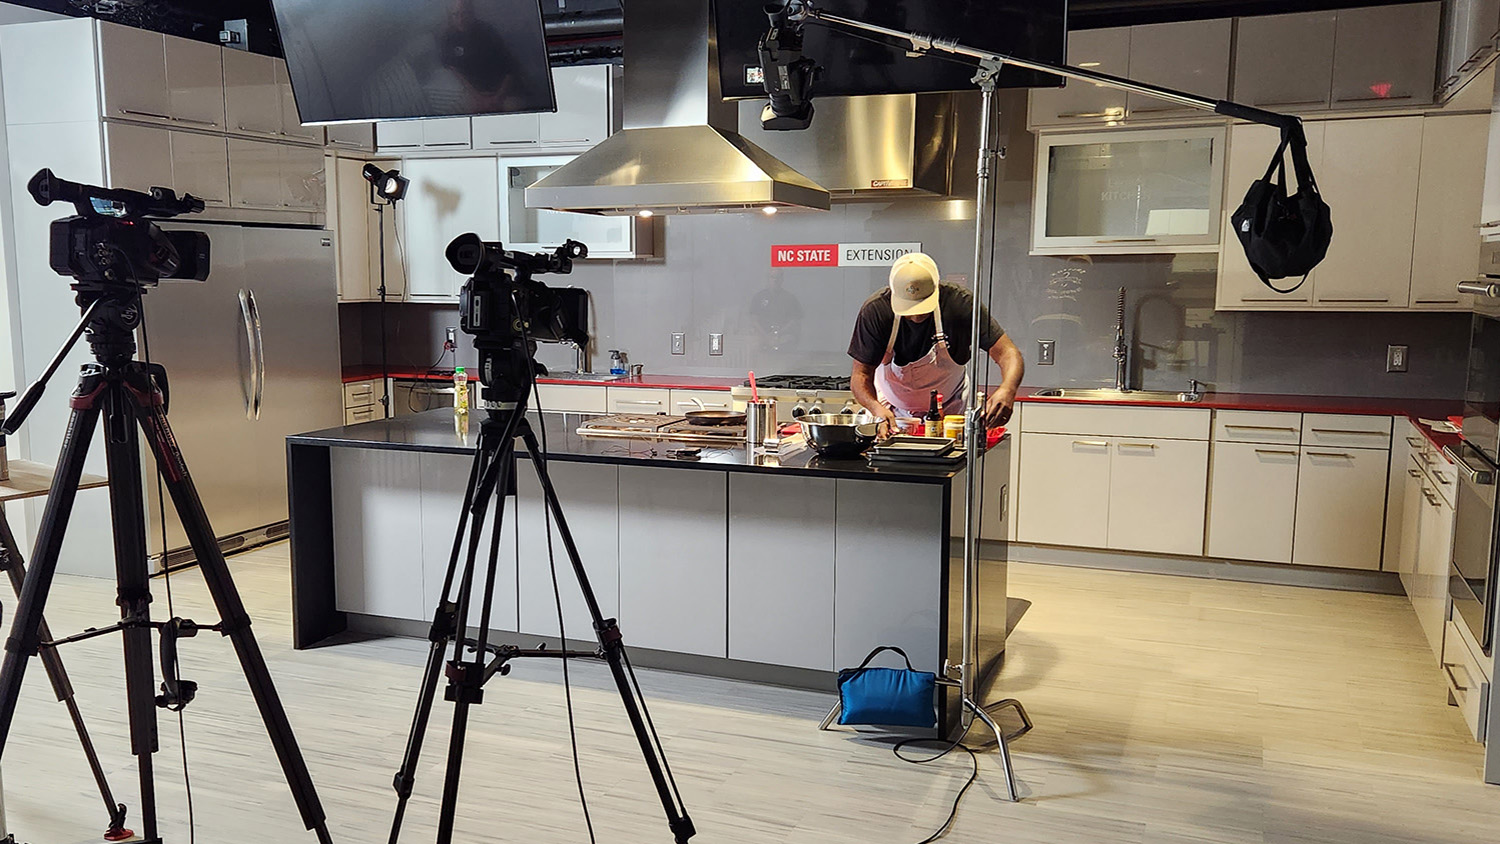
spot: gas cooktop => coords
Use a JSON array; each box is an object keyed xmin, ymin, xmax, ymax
[{"xmin": 745, "ymin": 375, "xmax": 852, "ymax": 391}]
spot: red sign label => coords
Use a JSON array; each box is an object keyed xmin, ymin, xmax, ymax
[{"xmin": 771, "ymin": 244, "xmax": 838, "ymax": 267}]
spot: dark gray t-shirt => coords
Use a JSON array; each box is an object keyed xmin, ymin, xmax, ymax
[{"xmin": 847, "ymin": 283, "xmax": 1005, "ymax": 367}]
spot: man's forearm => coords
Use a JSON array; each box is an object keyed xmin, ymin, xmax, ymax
[
  {"xmin": 989, "ymin": 340, "xmax": 1025, "ymax": 394},
  {"xmin": 851, "ymin": 364, "xmax": 886, "ymax": 415}
]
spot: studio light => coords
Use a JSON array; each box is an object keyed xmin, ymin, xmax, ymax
[{"xmin": 362, "ymin": 163, "xmax": 409, "ymax": 203}]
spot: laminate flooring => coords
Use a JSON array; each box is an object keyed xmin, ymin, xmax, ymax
[{"xmin": 2, "ymin": 544, "xmax": 1496, "ymax": 843}]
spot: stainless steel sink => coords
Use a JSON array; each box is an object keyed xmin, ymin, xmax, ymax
[
  {"xmin": 546, "ymin": 371, "xmax": 624, "ymax": 383},
  {"xmin": 1032, "ymin": 388, "xmax": 1204, "ymax": 404}
]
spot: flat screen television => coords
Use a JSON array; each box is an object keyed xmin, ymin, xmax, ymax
[
  {"xmin": 713, "ymin": 0, "xmax": 1067, "ymax": 99},
  {"xmin": 270, "ymin": 0, "xmax": 556, "ymax": 124}
]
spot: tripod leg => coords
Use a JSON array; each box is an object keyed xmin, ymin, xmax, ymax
[
  {"xmin": 519, "ymin": 426, "xmax": 696, "ymax": 844},
  {"xmin": 388, "ymin": 430, "xmax": 497, "ymax": 844},
  {"xmin": 0, "ymin": 509, "xmax": 128, "ymax": 836},
  {"xmin": 127, "ymin": 373, "xmax": 334, "ymax": 844},
  {"xmin": 0, "ymin": 392, "xmax": 102, "ymax": 759},
  {"xmin": 102, "ymin": 383, "xmax": 163, "ymax": 841}
]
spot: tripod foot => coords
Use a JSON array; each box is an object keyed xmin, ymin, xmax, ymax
[{"xmin": 103, "ymin": 802, "xmax": 133, "ymax": 841}]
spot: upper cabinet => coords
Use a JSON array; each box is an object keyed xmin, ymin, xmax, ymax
[
  {"xmin": 97, "ymin": 22, "xmax": 172, "ymax": 124},
  {"xmin": 498, "ymin": 155, "xmax": 655, "ymax": 259},
  {"xmin": 1483, "ymin": 65, "xmax": 1500, "ymax": 241},
  {"xmin": 1437, "ymin": 0, "xmax": 1500, "ymax": 100},
  {"xmin": 325, "ymin": 123, "xmax": 376, "ymax": 154},
  {"xmin": 1410, "ymin": 113, "xmax": 1488, "ymax": 309},
  {"xmin": 164, "ymin": 37, "xmax": 225, "ymax": 130},
  {"xmin": 1123, "ymin": 19, "xmax": 1232, "ymax": 121},
  {"xmin": 1028, "ymin": 28, "xmax": 1130, "ymax": 128},
  {"xmin": 224, "ymin": 49, "xmax": 321, "ymax": 144},
  {"xmin": 402, "ymin": 157, "xmax": 500, "ymax": 301},
  {"xmin": 1233, "ymin": 11, "xmax": 1338, "ymax": 111},
  {"xmin": 374, "ymin": 117, "xmax": 473, "ymax": 153},
  {"xmin": 275, "ymin": 59, "xmax": 323, "ymax": 144},
  {"xmin": 1330, "ymin": 2, "xmax": 1441, "ymax": 109}
]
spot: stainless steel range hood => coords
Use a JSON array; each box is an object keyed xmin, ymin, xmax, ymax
[{"xmin": 525, "ymin": 0, "xmax": 830, "ymax": 215}]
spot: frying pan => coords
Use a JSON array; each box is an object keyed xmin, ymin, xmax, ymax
[{"xmin": 684, "ymin": 409, "xmax": 747, "ymax": 426}]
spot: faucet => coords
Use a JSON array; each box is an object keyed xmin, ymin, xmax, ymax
[
  {"xmin": 569, "ymin": 341, "xmax": 589, "ymax": 374},
  {"xmin": 1113, "ymin": 287, "xmax": 1129, "ymax": 392}
]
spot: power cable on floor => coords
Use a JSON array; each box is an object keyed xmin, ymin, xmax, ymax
[{"xmin": 893, "ymin": 720, "xmax": 980, "ymax": 844}]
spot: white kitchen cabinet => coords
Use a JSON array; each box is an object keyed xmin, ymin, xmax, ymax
[
  {"xmin": 729, "ymin": 474, "xmax": 835, "ymax": 670},
  {"xmin": 499, "ymin": 155, "xmax": 657, "ymax": 259},
  {"xmin": 1032, "ymin": 126, "xmax": 1226, "ymax": 255},
  {"xmin": 375, "ymin": 117, "xmax": 473, "ymax": 152},
  {"xmin": 472, "ymin": 65, "xmax": 620, "ymax": 152},
  {"xmin": 1292, "ymin": 447, "xmax": 1390, "ymax": 569},
  {"xmin": 170, "ymin": 131, "xmax": 230, "ymax": 207},
  {"xmin": 1217, "ymin": 121, "xmax": 1323, "ymax": 308},
  {"xmin": 471, "ymin": 112, "xmax": 540, "ymax": 152},
  {"xmin": 280, "ymin": 144, "xmax": 326, "ymax": 211},
  {"xmin": 671, "ymin": 390, "xmax": 734, "ymax": 413},
  {"xmin": 1413, "ymin": 479, "xmax": 1455, "ymax": 657},
  {"xmin": 618, "ymin": 467, "xmax": 727, "ymax": 657},
  {"xmin": 533, "ymin": 383, "xmax": 608, "ymax": 413},
  {"xmin": 1484, "ymin": 64, "xmax": 1500, "ymax": 240},
  {"xmin": 1207, "ymin": 441, "xmax": 1301, "ymax": 564},
  {"xmin": 275, "ymin": 59, "xmax": 322, "ymax": 144},
  {"xmin": 331, "ymin": 156, "xmax": 404, "ymax": 302},
  {"xmin": 516, "ymin": 462, "xmax": 618, "ymax": 639},
  {"xmin": 1330, "ymin": 2, "xmax": 1441, "ymax": 109},
  {"xmin": 164, "ymin": 35, "xmax": 225, "ymax": 130},
  {"xmin": 606, "ymin": 388, "xmax": 671, "ymax": 414},
  {"xmin": 417, "ymin": 452, "xmax": 517, "ymax": 631},
  {"xmin": 227, "ymin": 137, "xmax": 283, "ymax": 209},
  {"xmin": 1410, "ymin": 113, "xmax": 1488, "ymax": 309},
  {"xmin": 1232, "ymin": 11, "xmax": 1338, "ymax": 111},
  {"xmin": 1312, "ymin": 117, "xmax": 1424, "ymax": 308},
  {"xmin": 103, "ymin": 121, "xmax": 174, "ymax": 195},
  {"xmin": 1302, "ymin": 413, "xmax": 1393, "ymax": 449},
  {"xmin": 1124, "ymin": 19, "xmax": 1232, "ymax": 121},
  {"xmin": 1398, "ymin": 454, "xmax": 1426, "ymax": 578},
  {"xmin": 326, "ymin": 123, "xmax": 376, "ymax": 153},
  {"xmin": 331, "ymin": 448, "xmax": 426, "ymax": 621},
  {"xmin": 97, "ymin": 22, "xmax": 170, "ymax": 126},
  {"xmin": 401, "ymin": 157, "xmax": 500, "ymax": 301},
  {"xmin": 1443, "ymin": 618, "xmax": 1490, "ymax": 742},
  {"xmin": 1108, "ymin": 437, "xmax": 1209, "ymax": 555},
  {"xmin": 1028, "ymin": 27, "xmax": 1131, "ymax": 128},
  {"xmin": 223, "ymin": 48, "xmax": 282, "ymax": 139},
  {"xmin": 1017, "ymin": 432, "xmax": 1111, "ymax": 549}
]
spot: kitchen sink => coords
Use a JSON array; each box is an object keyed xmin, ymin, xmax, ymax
[
  {"xmin": 546, "ymin": 371, "xmax": 624, "ymax": 382},
  {"xmin": 1031, "ymin": 388, "xmax": 1204, "ymax": 404}
]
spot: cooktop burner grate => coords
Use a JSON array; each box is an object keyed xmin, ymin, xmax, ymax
[{"xmin": 748, "ymin": 375, "xmax": 852, "ymax": 391}]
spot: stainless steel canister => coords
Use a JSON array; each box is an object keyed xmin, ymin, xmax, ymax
[{"xmin": 745, "ymin": 398, "xmax": 778, "ymax": 448}]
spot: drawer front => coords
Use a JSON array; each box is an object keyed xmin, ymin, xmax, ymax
[
  {"xmin": 670, "ymin": 389, "xmax": 734, "ymax": 414},
  {"xmin": 606, "ymin": 387, "xmax": 672, "ymax": 414},
  {"xmin": 1444, "ymin": 620, "xmax": 1490, "ymax": 742},
  {"xmin": 1301, "ymin": 413, "xmax": 1392, "ymax": 449},
  {"xmin": 1414, "ymin": 441, "xmax": 1458, "ymax": 497},
  {"xmin": 534, "ymin": 383, "xmax": 608, "ymax": 414},
  {"xmin": 1021, "ymin": 403, "xmax": 1211, "ymax": 440},
  {"xmin": 343, "ymin": 378, "xmax": 385, "ymax": 409},
  {"xmin": 1214, "ymin": 410, "xmax": 1302, "ymax": 444},
  {"xmin": 345, "ymin": 404, "xmax": 381, "ymax": 426}
]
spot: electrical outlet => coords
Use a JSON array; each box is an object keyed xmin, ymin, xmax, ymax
[
  {"xmin": 1387, "ymin": 344, "xmax": 1408, "ymax": 373},
  {"xmin": 671, "ymin": 333, "xmax": 686, "ymax": 355},
  {"xmin": 445, "ymin": 327, "xmax": 457, "ymax": 347},
  {"xmin": 1037, "ymin": 339, "xmax": 1056, "ymax": 366},
  {"xmin": 709, "ymin": 333, "xmax": 725, "ymax": 356}
]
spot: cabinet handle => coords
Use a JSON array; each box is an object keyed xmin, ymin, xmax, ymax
[
  {"xmin": 539, "ymin": 138, "xmax": 593, "ymax": 145},
  {"xmin": 1254, "ymin": 448, "xmax": 1298, "ymax": 456},
  {"xmin": 487, "ymin": 139, "xmax": 538, "ymax": 145},
  {"xmin": 1423, "ymin": 488, "xmax": 1440, "ymax": 506},
  {"xmin": 1305, "ymin": 451, "xmax": 1353, "ymax": 458},
  {"xmin": 327, "ymin": 139, "xmax": 369, "ymax": 149},
  {"xmin": 1444, "ymin": 662, "xmax": 1473, "ymax": 693},
  {"xmin": 1310, "ymin": 429, "xmax": 1385, "ymax": 436},
  {"xmin": 424, "ymin": 142, "xmax": 471, "ymax": 147},
  {"xmin": 1252, "ymin": 99, "xmax": 1327, "ymax": 108},
  {"xmin": 1479, "ymin": 221, "xmax": 1500, "ymax": 229},
  {"xmin": 118, "ymin": 107, "xmax": 173, "ymax": 122},
  {"xmin": 1405, "ymin": 437, "xmax": 1424, "ymax": 447},
  {"xmin": 1408, "ymin": 468, "xmax": 1423, "ymax": 477},
  {"xmin": 1072, "ymin": 440, "xmax": 1109, "ymax": 448},
  {"xmin": 1337, "ymin": 94, "xmax": 1414, "ymax": 103},
  {"xmin": 1226, "ymin": 424, "xmax": 1298, "ymax": 432},
  {"xmin": 616, "ymin": 399, "xmax": 662, "ymax": 406},
  {"xmin": 171, "ymin": 115, "xmax": 220, "ymax": 128},
  {"xmin": 677, "ymin": 401, "xmax": 728, "ymax": 410},
  {"xmin": 1413, "ymin": 298, "xmax": 1461, "ymax": 305},
  {"xmin": 1240, "ymin": 296, "xmax": 1310, "ymax": 303},
  {"xmin": 1315, "ymin": 297, "xmax": 1391, "ymax": 303},
  {"xmin": 236, "ymin": 124, "xmax": 280, "ymax": 136},
  {"xmin": 1118, "ymin": 442, "xmax": 1157, "ymax": 450},
  {"xmin": 1054, "ymin": 111, "xmax": 1114, "ymax": 119},
  {"xmin": 1098, "ymin": 238, "xmax": 1158, "ymax": 243},
  {"xmin": 1435, "ymin": 473, "xmax": 1453, "ymax": 486},
  {"xmin": 1129, "ymin": 105, "xmax": 1192, "ymax": 114}
]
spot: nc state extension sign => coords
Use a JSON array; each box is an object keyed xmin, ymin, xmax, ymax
[{"xmin": 771, "ymin": 242, "xmax": 923, "ymax": 268}]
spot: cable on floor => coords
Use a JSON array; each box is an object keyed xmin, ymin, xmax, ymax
[{"xmin": 892, "ymin": 720, "xmax": 980, "ymax": 844}]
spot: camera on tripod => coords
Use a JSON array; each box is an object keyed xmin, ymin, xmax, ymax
[
  {"xmin": 29, "ymin": 167, "xmax": 210, "ymax": 290},
  {"xmin": 445, "ymin": 233, "xmax": 590, "ymax": 404}
]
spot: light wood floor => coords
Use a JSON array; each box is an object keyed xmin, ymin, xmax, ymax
[{"xmin": 2, "ymin": 543, "xmax": 1496, "ymax": 843}]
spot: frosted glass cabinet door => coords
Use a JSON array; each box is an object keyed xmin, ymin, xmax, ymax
[
  {"xmin": 500, "ymin": 157, "xmax": 645, "ymax": 257},
  {"xmin": 1033, "ymin": 126, "xmax": 1226, "ymax": 254}
]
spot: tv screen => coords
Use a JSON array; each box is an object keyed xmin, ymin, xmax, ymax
[
  {"xmin": 271, "ymin": 0, "xmax": 556, "ymax": 124},
  {"xmin": 713, "ymin": 0, "xmax": 1067, "ymax": 99}
]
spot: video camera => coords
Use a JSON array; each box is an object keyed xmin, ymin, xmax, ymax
[
  {"xmin": 445, "ymin": 233, "xmax": 589, "ymax": 404},
  {"xmin": 29, "ymin": 168, "xmax": 210, "ymax": 290}
]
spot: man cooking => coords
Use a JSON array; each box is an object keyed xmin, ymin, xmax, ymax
[{"xmin": 848, "ymin": 252, "xmax": 1025, "ymax": 437}]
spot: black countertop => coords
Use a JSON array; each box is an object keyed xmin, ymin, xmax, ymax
[{"xmin": 288, "ymin": 410, "xmax": 994, "ymax": 485}]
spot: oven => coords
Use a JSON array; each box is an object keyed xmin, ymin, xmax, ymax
[{"xmin": 1446, "ymin": 441, "xmax": 1497, "ymax": 655}]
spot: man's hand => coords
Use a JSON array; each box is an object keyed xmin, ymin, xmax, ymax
[
  {"xmin": 984, "ymin": 386, "xmax": 1016, "ymax": 429},
  {"xmin": 873, "ymin": 406, "xmax": 899, "ymax": 440}
]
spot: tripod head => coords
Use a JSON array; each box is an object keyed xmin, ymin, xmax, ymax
[{"xmin": 447, "ymin": 233, "xmax": 590, "ymax": 406}]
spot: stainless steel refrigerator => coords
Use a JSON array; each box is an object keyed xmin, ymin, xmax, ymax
[{"xmin": 142, "ymin": 224, "xmax": 343, "ymax": 568}]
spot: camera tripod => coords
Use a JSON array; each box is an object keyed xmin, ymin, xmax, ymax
[
  {"xmin": 387, "ymin": 397, "xmax": 695, "ymax": 844},
  {"xmin": 0, "ymin": 289, "xmax": 334, "ymax": 844}
]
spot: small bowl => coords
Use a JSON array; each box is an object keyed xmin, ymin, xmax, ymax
[{"xmin": 800, "ymin": 413, "xmax": 880, "ymax": 458}]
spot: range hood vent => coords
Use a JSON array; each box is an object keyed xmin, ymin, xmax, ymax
[{"xmin": 526, "ymin": 0, "xmax": 830, "ymax": 215}]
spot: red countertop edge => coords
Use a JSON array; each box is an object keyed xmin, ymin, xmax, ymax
[{"xmin": 342, "ymin": 366, "xmax": 739, "ymax": 391}]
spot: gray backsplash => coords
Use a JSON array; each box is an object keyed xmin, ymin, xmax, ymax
[{"xmin": 342, "ymin": 91, "xmax": 1470, "ymax": 401}]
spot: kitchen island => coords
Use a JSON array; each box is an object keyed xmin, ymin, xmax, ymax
[{"xmin": 287, "ymin": 410, "xmax": 1009, "ymax": 705}]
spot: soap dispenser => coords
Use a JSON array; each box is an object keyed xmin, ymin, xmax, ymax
[{"xmin": 609, "ymin": 350, "xmax": 627, "ymax": 376}]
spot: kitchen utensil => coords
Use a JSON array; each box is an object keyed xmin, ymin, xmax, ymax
[
  {"xmin": 870, "ymin": 436, "xmax": 956, "ymax": 457},
  {"xmin": 868, "ymin": 449, "xmax": 968, "ymax": 467},
  {"xmin": 748, "ymin": 370, "xmax": 759, "ymax": 402},
  {"xmin": 745, "ymin": 399, "xmax": 778, "ymax": 448},
  {"xmin": 684, "ymin": 409, "xmax": 746, "ymax": 426},
  {"xmin": 800, "ymin": 414, "xmax": 880, "ymax": 459}
]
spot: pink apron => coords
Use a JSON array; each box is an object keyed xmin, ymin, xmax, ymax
[{"xmin": 873, "ymin": 304, "xmax": 969, "ymax": 418}]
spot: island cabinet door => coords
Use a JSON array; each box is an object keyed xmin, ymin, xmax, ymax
[
  {"xmin": 834, "ymin": 479, "xmax": 945, "ymax": 672},
  {"xmin": 618, "ymin": 467, "xmax": 728, "ymax": 657},
  {"xmin": 1016, "ymin": 433, "xmax": 1111, "ymax": 549},
  {"xmin": 728, "ymin": 474, "xmax": 835, "ymax": 671},
  {"xmin": 515, "ymin": 462, "xmax": 620, "ymax": 639},
  {"xmin": 1206, "ymin": 441, "xmax": 1300, "ymax": 564},
  {"xmin": 418, "ymin": 453, "xmax": 518, "ymax": 632},
  {"xmin": 330, "ymin": 449, "xmax": 426, "ymax": 621}
]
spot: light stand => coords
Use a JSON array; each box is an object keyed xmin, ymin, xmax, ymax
[
  {"xmin": 364, "ymin": 164, "xmax": 410, "ymax": 418},
  {"xmin": 768, "ymin": 0, "xmax": 1303, "ymax": 803}
]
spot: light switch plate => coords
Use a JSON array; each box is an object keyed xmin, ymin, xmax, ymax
[
  {"xmin": 1038, "ymin": 339, "xmax": 1056, "ymax": 366},
  {"xmin": 709, "ymin": 333, "xmax": 725, "ymax": 356},
  {"xmin": 671, "ymin": 333, "xmax": 686, "ymax": 355},
  {"xmin": 1387, "ymin": 344, "xmax": 1408, "ymax": 373}
]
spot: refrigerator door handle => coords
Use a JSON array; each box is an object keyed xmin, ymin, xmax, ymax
[
  {"xmin": 248, "ymin": 288, "xmax": 265, "ymax": 421},
  {"xmin": 239, "ymin": 289, "xmax": 264, "ymax": 421}
]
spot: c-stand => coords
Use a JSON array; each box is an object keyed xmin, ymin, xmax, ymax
[{"xmin": 387, "ymin": 235, "xmax": 695, "ymax": 844}]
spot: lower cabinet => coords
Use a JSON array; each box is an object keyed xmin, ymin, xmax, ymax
[
  {"xmin": 418, "ymin": 452, "xmax": 517, "ymax": 632},
  {"xmin": 1017, "ymin": 433, "xmax": 1111, "ymax": 548},
  {"xmin": 516, "ymin": 461, "xmax": 619, "ymax": 639},
  {"xmin": 617, "ymin": 466, "xmax": 728, "ymax": 657},
  {"xmin": 1412, "ymin": 482, "xmax": 1455, "ymax": 658},
  {"xmin": 1291, "ymin": 447, "xmax": 1390, "ymax": 569},
  {"xmin": 1108, "ymin": 438, "xmax": 1209, "ymax": 556},
  {"xmin": 1206, "ymin": 441, "xmax": 1301, "ymax": 564},
  {"xmin": 728, "ymin": 474, "xmax": 835, "ymax": 671},
  {"xmin": 330, "ymin": 448, "xmax": 428, "ymax": 621}
]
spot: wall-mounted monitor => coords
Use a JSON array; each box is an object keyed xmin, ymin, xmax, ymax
[
  {"xmin": 271, "ymin": 0, "xmax": 556, "ymax": 124},
  {"xmin": 713, "ymin": 0, "xmax": 1068, "ymax": 99}
]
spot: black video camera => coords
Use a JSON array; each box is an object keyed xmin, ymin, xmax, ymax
[
  {"xmin": 29, "ymin": 168, "xmax": 210, "ymax": 290},
  {"xmin": 446, "ymin": 233, "xmax": 589, "ymax": 403}
]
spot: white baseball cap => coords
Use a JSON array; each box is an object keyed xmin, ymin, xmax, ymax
[{"xmin": 889, "ymin": 252, "xmax": 941, "ymax": 316}]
